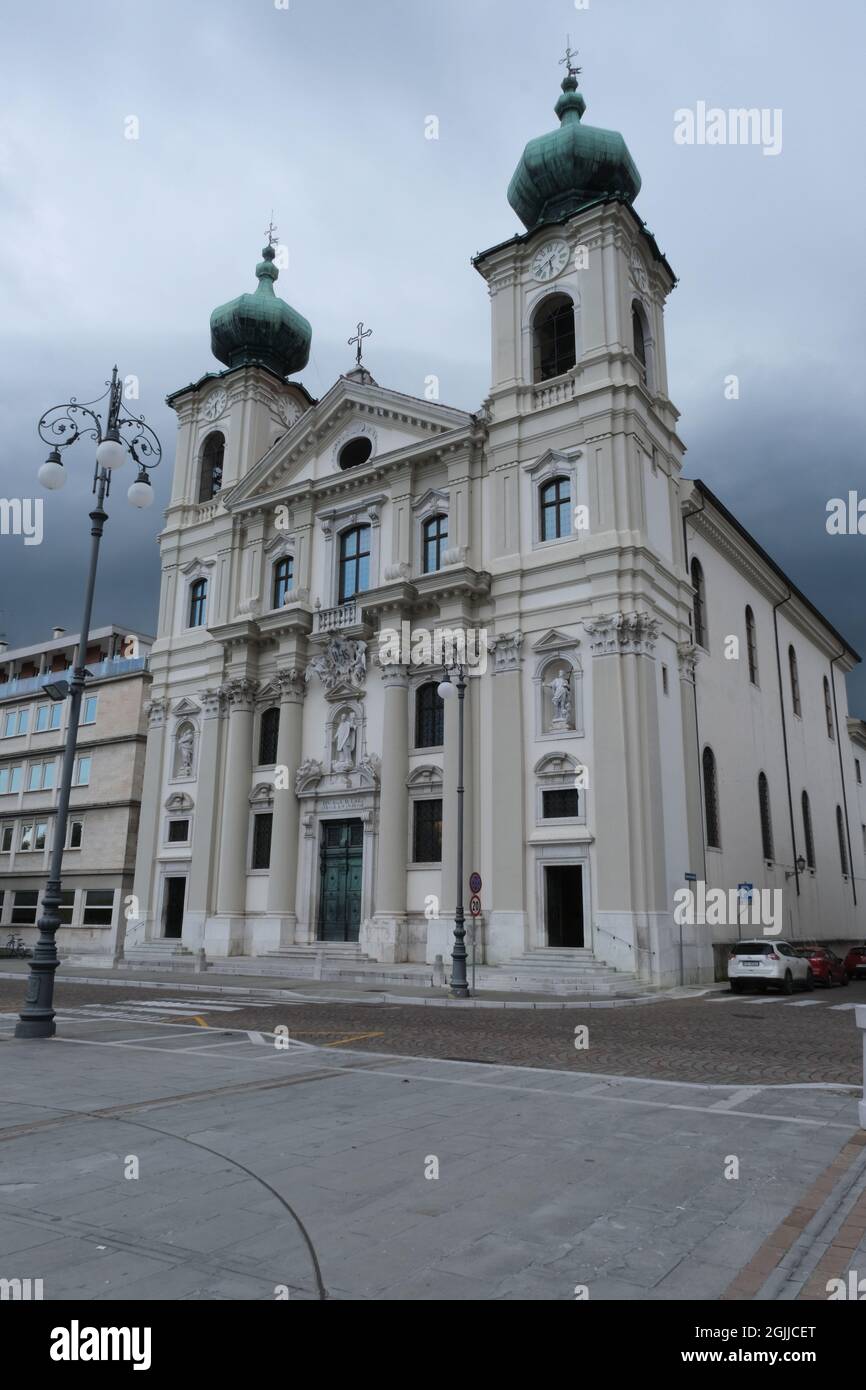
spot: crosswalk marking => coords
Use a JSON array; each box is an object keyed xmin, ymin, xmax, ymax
[{"xmin": 708, "ymin": 992, "xmax": 858, "ymax": 1009}]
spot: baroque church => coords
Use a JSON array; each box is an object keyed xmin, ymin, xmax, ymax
[{"xmin": 127, "ymin": 61, "xmax": 866, "ymax": 986}]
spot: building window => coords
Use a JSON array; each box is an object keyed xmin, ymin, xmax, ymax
[
  {"xmin": 188, "ymin": 578, "xmax": 208, "ymax": 628},
  {"xmin": 57, "ymin": 890, "xmax": 75, "ymax": 926},
  {"xmin": 836, "ymin": 805, "xmax": 849, "ymax": 878},
  {"xmin": 823, "ymin": 676, "xmax": 834, "ymax": 740},
  {"xmin": 691, "ymin": 559, "xmax": 707, "ymax": 649},
  {"xmin": 82, "ymin": 889, "xmax": 115, "ymax": 926},
  {"xmin": 802, "ymin": 790, "xmax": 815, "ymax": 870},
  {"xmin": 745, "ymin": 606, "xmax": 758, "ymax": 685},
  {"xmin": 19, "ymin": 821, "xmax": 47, "ymax": 852},
  {"xmin": 856, "ymin": 758, "xmax": 862, "ymax": 785},
  {"xmin": 81, "ymin": 695, "xmax": 98, "ymax": 725},
  {"xmin": 533, "ymin": 293, "xmax": 576, "ymax": 382},
  {"xmin": 272, "ymin": 556, "xmax": 293, "ymax": 608},
  {"xmin": 11, "ymin": 890, "xmax": 38, "ymax": 925},
  {"xmin": 167, "ymin": 819, "xmax": 190, "ymax": 844},
  {"xmin": 339, "ymin": 526, "xmax": 371, "ymax": 603},
  {"xmin": 422, "ymin": 515, "xmax": 448, "ymax": 574},
  {"xmin": 252, "ymin": 812, "xmax": 273, "ymax": 870},
  {"xmin": 35, "ymin": 704, "xmax": 62, "ymax": 733},
  {"xmin": 632, "ymin": 303, "xmax": 647, "ymax": 378},
  {"xmin": 338, "ymin": 437, "xmax": 373, "ymax": 471},
  {"xmin": 0, "ymin": 765, "xmax": 23, "ymax": 794},
  {"xmin": 788, "ymin": 645, "xmax": 801, "ymax": 717},
  {"xmin": 542, "ymin": 788, "xmax": 579, "ymax": 819},
  {"xmin": 259, "ymin": 707, "xmax": 280, "ymax": 766},
  {"xmin": 2, "ymin": 708, "xmax": 29, "ymax": 738},
  {"xmin": 67, "ymin": 820, "xmax": 84, "ymax": 849},
  {"xmin": 27, "ymin": 761, "xmax": 55, "ymax": 792},
  {"xmin": 73, "ymin": 755, "xmax": 91, "ymax": 787},
  {"xmin": 412, "ymin": 799, "xmax": 442, "ymax": 863},
  {"xmin": 661, "ymin": 665, "xmax": 669, "ymax": 696},
  {"xmin": 758, "ymin": 772, "xmax": 774, "ymax": 862},
  {"xmin": 0, "ymin": 824, "xmax": 12, "ymax": 852},
  {"xmin": 702, "ymin": 747, "xmax": 721, "ymax": 849},
  {"xmin": 540, "ymin": 477, "xmax": 572, "ymax": 542},
  {"xmin": 415, "ymin": 682, "xmax": 444, "ymax": 749},
  {"xmin": 198, "ymin": 431, "xmax": 225, "ymax": 502}
]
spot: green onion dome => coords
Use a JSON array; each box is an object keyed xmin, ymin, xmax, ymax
[
  {"xmin": 210, "ymin": 245, "xmax": 312, "ymax": 378},
  {"xmin": 507, "ymin": 72, "xmax": 641, "ymax": 231}
]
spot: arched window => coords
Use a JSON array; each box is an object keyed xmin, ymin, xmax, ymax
[
  {"xmin": 632, "ymin": 303, "xmax": 647, "ymax": 378},
  {"xmin": 415, "ymin": 681, "xmax": 444, "ymax": 749},
  {"xmin": 198, "ymin": 431, "xmax": 225, "ymax": 502},
  {"xmin": 801, "ymin": 790, "xmax": 815, "ymax": 869},
  {"xmin": 702, "ymin": 746, "xmax": 721, "ymax": 849},
  {"xmin": 258, "ymin": 707, "xmax": 280, "ymax": 766},
  {"xmin": 272, "ymin": 556, "xmax": 293, "ymax": 608},
  {"xmin": 758, "ymin": 772, "xmax": 774, "ymax": 862},
  {"xmin": 788, "ymin": 645, "xmax": 801, "ymax": 716},
  {"xmin": 188, "ymin": 578, "xmax": 207, "ymax": 628},
  {"xmin": 422, "ymin": 515, "xmax": 448, "ymax": 574},
  {"xmin": 540, "ymin": 477, "xmax": 572, "ymax": 542},
  {"xmin": 338, "ymin": 436, "xmax": 373, "ymax": 471},
  {"xmin": 823, "ymin": 676, "xmax": 834, "ymax": 739},
  {"xmin": 836, "ymin": 805, "xmax": 849, "ymax": 877},
  {"xmin": 532, "ymin": 293, "xmax": 576, "ymax": 382},
  {"xmin": 339, "ymin": 525, "xmax": 371, "ymax": 603},
  {"xmin": 745, "ymin": 606, "xmax": 758, "ymax": 684},
  {"xmin": 691, "ymin": 558, "xmax": 707, "ymax": 649}
]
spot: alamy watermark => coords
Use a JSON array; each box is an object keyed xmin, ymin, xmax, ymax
[
  {"xmin": 0, "ymin": 498, "xmax": 43, "ymax": 545},
  {"xmin": 674, "ymin": 102, "xmax": 782, "ymax": 157},
  {"xmin": 673, "ymin": 881, "xmax": 782, "ymax": 935}
]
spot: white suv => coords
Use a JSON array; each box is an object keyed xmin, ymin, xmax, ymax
[{"xmin": 728, "ymin": 940, "xmax": 813, "ymax": 995}]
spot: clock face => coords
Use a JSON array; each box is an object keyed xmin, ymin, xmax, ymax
[
  {"xmin": 530, "ymin": 239, "xmax": 570, "ymax": 283},
  {"xmin": 203, "ymin": 388, "xmax": 227, "ymax": 422}
]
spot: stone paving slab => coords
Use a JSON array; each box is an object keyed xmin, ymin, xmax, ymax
[{"xmin": 0, "ymin": 1014, "xmax": 862, "ymax": 1301}]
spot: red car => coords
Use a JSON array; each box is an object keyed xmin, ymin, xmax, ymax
[
  {"xmin": 796, "ymin": 946, "xmax": 849, "ymax": 987},
  {"xmin": 843, "ymin": 945, "xmax": 866, "ymax": 981}
]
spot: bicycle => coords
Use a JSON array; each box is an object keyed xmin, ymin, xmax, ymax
[{"xmin": 3, "ymin": 933, "xmax": 30, "ymax": 958}]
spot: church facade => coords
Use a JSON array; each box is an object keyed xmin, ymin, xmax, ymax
[{"xmin": 127, "ymin": 64, "xmax": 866, "ymax": 985}]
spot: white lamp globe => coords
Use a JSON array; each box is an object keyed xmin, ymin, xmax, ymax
[
  {"xmin": 38, "ymin": 454, "xmax": 66, "ymax": 490},
  {"xmin": 96, "ymin": 436, "xmax": 126, "ymax": 471},
  {"xmin": 128, "ymin": 474, "xmax": 154, "ymax": 509},
  {"xmin": 437, "ymin": 678, "xmax": 455, "ymax": 701}
]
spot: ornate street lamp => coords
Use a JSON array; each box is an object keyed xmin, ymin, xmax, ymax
[
  {"xmin": 438, "ymin": 664, "xmax": 470, "ymax": 998},
  {"xmin": 16, "ymin": 367, "xmax": 161, "ymax": 1039}
]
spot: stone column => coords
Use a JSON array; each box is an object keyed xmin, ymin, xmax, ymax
[
  {"xmin": 212, "ymin": 679, "xmax": 257, "ymax": 950},
  {"xmin": 185, "ymin": 688, "xmax": 224, "ymax": 944},
  {"xmin": 125, "ymin": 697, "xmax": 169, "ymax": 952},
  {"xmin": 432, "ymin": 663, "xmax": 475, "ymax": 967},
  {"xmin": 487, "ymin": 632, "xmax": 527, "ymax": 963},
  {"xmin": 366, "ymin": 662, "xmax": 410, "ymax": 963},
  {"xmin": 677, "ymin": 643, "xmax": 704, "ymax": 881},
  {"xmin": 262, "ymin": 668, "xmax": 306, "ymax": 949}
]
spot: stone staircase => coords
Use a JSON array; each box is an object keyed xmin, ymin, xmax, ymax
[
  {"xmin": 120, "ymin": 941, "xmax": 197, "ymax": 970},
  {"xmin": 496, "ymin": 947, "xmax": 647, "ymax": 996}
]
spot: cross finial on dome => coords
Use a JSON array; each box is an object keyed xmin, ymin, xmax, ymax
[
  {"xmin": 264, "ymin": 211, "xmax": 279, "ymax": 248},
  {"xmin": 559, "ymin": 36, "xmax": 581, "ymax": 82}
]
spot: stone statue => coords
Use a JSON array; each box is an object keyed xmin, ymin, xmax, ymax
[
  {"xmin": 333, "ymin": 710, "xmax": 357, "ymax": 769},
  {"xmin": 176, "ymin": 726, "xmax": 195, "ymax": 776},
  {"xmin": 546, "ymin": 671, "xmax": 571, "ymax": 726}
]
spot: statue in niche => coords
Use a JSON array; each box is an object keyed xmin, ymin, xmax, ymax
[
  {"xmin": 333, "ymin": 710, "xmax": 357, "ymax": 771},
  {"xmin": 545, "ymin": 669, "xmax": 572, "ymax": 729},
  {"xmin": 175, "ymin": 724, "xmax": 196, "ymax": 777}
]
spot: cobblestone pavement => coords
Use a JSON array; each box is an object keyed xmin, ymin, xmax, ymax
[{"xmin": 2, "ymin": 978, "xmax": 864, "ymax": 1085}]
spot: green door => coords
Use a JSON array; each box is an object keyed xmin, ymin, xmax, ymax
[{"xmin": 318, "ymin": 820, "xmax": 363, "ymax": 942}]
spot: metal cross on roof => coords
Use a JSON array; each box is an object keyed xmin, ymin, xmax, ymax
[
  {"xmin": 559, "ymin": 37, "xmax": 581, "ymax": 80},
  {"xmin": 348, "ymin": 321, "xmax": 372, "ymax": 367},
  {"xmin": 264, "ymin": 212, "xmax": 279, "ymax": 247}
]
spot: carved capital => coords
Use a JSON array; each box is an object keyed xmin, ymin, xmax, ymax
[
  {"xmin": 584, "ymin": 612, "xmax": 661, "ymax": 657},
  {"xmin": 275, "ymin": 667, "xmax": 307, "ymax": 703},
  {"xmin": 199, "ymin": 687, "xmax": 225, "ymax": 718},
  {"xmin": 222, "ymin": 678, "xmax": 259, "ymax": 712},
  {"xmin": 490, "ymin": 631, "xmax": 523, "ymax": 674},
  {"xmin": 145, "ymin": 698, "xmax": 170, "ymax": 730},
  {"xmin": 676, "ymin": 641, "xmax": 699, "ymax": 683}
]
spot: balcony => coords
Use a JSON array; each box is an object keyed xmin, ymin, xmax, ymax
[
  {"xmin": 315, "ymin": 601, "xmax": 357, "ymax": 635},
  {"xmin": 0, "ymin": 655, "xmax": 148, "ymax": 701}
]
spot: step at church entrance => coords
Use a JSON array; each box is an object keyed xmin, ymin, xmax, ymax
[{"xmin": 317, "ymin": 819, "xmax": 363, "ymax": 942}]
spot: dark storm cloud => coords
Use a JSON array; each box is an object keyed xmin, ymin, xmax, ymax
[{"xmin": 0, "ymin": 0, "xmax": 863, "ymax": 704}]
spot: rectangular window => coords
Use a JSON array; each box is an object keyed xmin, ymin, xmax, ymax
[
  {"xmin": 19, "ymin": 822, "xmax": 34, "ymax": 852},
  {"xmin": 74, "ymin": 756, "xmax": 91, "ymax": 786},
  {"xmin": 82, "ymin": 889, "xmax": 115, "ymax": 927},
  {"xmin": 412, "ymin": 799, "xmax": 442, "ymax": 863},
  {"xmin": 35, "ymin": 704, "xmax": 63, "ymax": 733},
  {"xmin": 857, "ymin": 759, "xmax": 862, "ymax": 785},
  {"xmin": 27, "ymin": 761, "xmax": 55, "ymax": 792},
  {"xmin": 19, "ymin": 821, "xmax": 48, "ymax": 852},
  {"xmin": 57, "ymin": 890, "xmax": 75, "ymax": 926},
  {"xmin": 2, "ymin": 708, "xmax": 29, "ymax": 738},
  {"xmin": 188, "ymin": 579, "xmax": 208, "ymax": 628},
  {"xmin": 0, "ymin": 824, "xmax": 12, "ymax": 852},
  {"xmin": 67, "ymin": 820, "xmax": 83, "ymax": 849},
  {"xmin": 542, "ymin": 788, "xmax": 580, "ymax": 819},
  {"xmin": 0, "ymin": 766, "xmax": 23, "ymax": 794},
  {"xmin": 251, "ymin": 813, "xmax": 273, "ymax": 870},
  {"xmin": 81, "ymin": 695, "xmax": 98, "ymax": 725},
  {"xmin": 11, "ymin": 890, "xmax": 39, "ymax": 925},
  {"xmin": 661, "ymin": 665, "xmax": 669, "ymax": 696},
  {"xmin": 167, "ymin": 818, "xmax": 190, "ymax": 844}
]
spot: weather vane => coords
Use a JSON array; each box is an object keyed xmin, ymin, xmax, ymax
[
  {"xmin": 265, "ymin": 211, "xmax": 279, "ymax": 247},
  {"xmin": 348, "ymin": 321, "xmax": 372, "ymax": 367},
  {"xmin": 560, "ymin": 37, "xmax": 581, "ymax": 80}
]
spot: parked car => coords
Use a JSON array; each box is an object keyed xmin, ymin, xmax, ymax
[
  {"xmin": 843, "ymin": 945, "xmax": 866, "ymax": 981},
  {"xmin": 795, "ymin": 946, "xmax": 849, "ymax": 988},
  {"xmin": 728, "ymin": 940, "xmax": 812, "ymax": 994}
]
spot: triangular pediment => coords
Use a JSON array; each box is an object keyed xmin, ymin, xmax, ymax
[
  {"xmin": 171, "ymin": 697, "xmax": 202, "ymax": 717},
  {"xmin": 533, "ymin": 628, "xmax": 580, "ymax": 653}
]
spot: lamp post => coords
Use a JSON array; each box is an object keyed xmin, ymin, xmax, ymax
[
  {"xmin": 437, "ymin": 664, "xmax": 469, "ymax": 998},
  {"xmin": 15, "ymin": 368, "xmax": 161, "ymax": 1039}
]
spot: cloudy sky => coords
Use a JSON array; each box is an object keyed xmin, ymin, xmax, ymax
[{"xmin": 1, "ymin": 0, "xmax": 864, "ymax": 704}]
